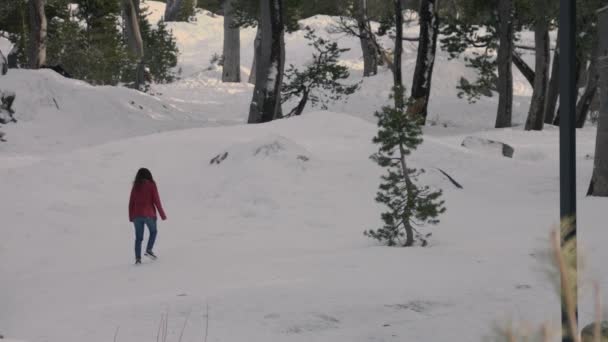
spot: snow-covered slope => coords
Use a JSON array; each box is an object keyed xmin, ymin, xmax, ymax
[
  {"xmin": 1, "ymin": 2, "xmax": 606, "ymax": 342},
  {"xmin": 0, "ymin": 112, "xmax": 605, "ymax": 342}
]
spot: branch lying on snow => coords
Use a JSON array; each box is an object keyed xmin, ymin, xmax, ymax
[{"xmin": 435, "ymin": 168, "xmax": 463, "ymax": 189}]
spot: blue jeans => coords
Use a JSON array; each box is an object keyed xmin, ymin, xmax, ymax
[{"xmin": 133, "ymin": 217, "xmax": 158, "ymax": 259}]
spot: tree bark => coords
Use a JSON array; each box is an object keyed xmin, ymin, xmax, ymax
[
  {"xmin": 576, "ymin": 40, "xmax": 599, "ymax": 128},
  {"xmin": 222, "ymin": 0, "xmax": 241, "ymax": 82},
  {"xmin": 248, "ymin": 26, "xmax": 261, "ymax": 84},
  {"xmin": 544, "ymin": 32, "xmax": 560, "ymax": 124},
  {"xmin": 410, "ymin": 0, "xmax": 439, "ymax": 123},
  {"xmin": 393, "ymin": 0, "xmax": 404, "ymax": 111},
  {"xmin": 356, "ymin": 0, "xmax": 378, "ymax": 77},
  {"xmin": 247, "ymin": 0, "xmax": 285, "ymax": 124},
  {"xmin": 495, "ymin": 0, "xmax": 514, "ymax": 128},
  {"xmin": 525, "ymin": 2, "xmax": 549, "ymax": 131},
  {"xmin": 123, "ymin": 0, "xmax": 145, "ymax": 90},
  {"xmin": 28, "ymin": 0, "xmax": 47, "ymax": 69},
  {"xmin": 588, "ymin": 54, "xmax": 608, "ymax": 196}
]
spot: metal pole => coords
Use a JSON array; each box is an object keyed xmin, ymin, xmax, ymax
[{"xmin": 559, "ymin": 0, "xmax": 577, "ymax": 341}]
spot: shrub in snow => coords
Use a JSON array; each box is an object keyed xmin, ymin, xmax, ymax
[
  {"xmin": 0, "ymin": 90, "xmax": 16, "ymax": 142},
  {"xmin": 282, "ymin": 26, "xmax": 359, "ymax": 117},
  {"xmin": 365, "ymin": 105, "xmax": 445, "ymax": 247}
]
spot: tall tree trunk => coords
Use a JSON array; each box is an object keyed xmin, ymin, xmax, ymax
[
  {"xmin": 247, "ymin": 0, "xmax": 285, "ymax": 124},
  {"xmin": 393, "ymin": 0, "xmax": 404, "ymax": 111},
  {"xmin": 28, "ymin": 0, "xmax": 47, "ymax": 69},
  {"xmin": 410, "ymin": 0, "xmax": 439, "ymax": 123},
  {"xmin": 588, "ymin": 56, "xmax": 608, "ymax": 196},
  {"xmin": 545, "ymin": 33, "xmax": 560, "ymax": 124},
  {"xmin": 495, "ymin": 0, "xmax": 514, "ymax": 128},
  {"xmin": 222, "ymin": 0, "xmax": 241, "ymax": 82},
  {"xmin": 576, "ymin": 40, "xmax": 599, "ymax": 128},
  {"xmin": 248, "ymin": 26, "xmax": 261, "ymax": 84},
  {"xmin": 588, "ymin": 9, "xmax": 608, "ymax": 196},
  {"xmin": 356, "ymin": 0, "xmax": 378, "ymax": 77},
  {"xmin": 553, "ymin": 54, "xmax": 584, "ymax": 126},
  {"xmin": 123, "ymin": 0, "xmax": 145, "ymax": 90},
  {"xmin": 525, "ymin": 1, "xmax": 549, "ymax": 131}
]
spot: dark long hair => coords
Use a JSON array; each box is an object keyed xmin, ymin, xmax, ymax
[{"xmin": 133, "ymin": 168, "xmax": 155, "ymax": 186}]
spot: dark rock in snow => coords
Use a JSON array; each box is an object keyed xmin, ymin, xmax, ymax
[{"xmin": 461, "ymin": 136, "xmax": 514, "ymax": 158}]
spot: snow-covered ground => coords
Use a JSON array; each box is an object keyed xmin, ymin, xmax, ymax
[{"xmin": 1, "ymin": 2, "xmax": 606, "ymax": 342}]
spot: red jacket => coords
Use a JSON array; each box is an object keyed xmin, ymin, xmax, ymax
[{"xmin": 129, "ymin": 180, "xmax": 167, "ymax": 222}]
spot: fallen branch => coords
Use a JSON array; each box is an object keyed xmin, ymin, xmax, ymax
[{"xmin": 435, "ymin": 168, "xmax": 463, "ymax": 189}]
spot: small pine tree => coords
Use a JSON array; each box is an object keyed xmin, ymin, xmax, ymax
[
  {"xmin": 281, "ymin": 26, "xmax": 359, "ymax": 117},
  {"xmin": 365, "ymin": 104, "xmax": 445, "ymax": 247}
]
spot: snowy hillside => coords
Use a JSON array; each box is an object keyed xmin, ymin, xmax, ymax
[{"xmin": 1, "ymin": 2, "xmax": 606, "ymax": 342}]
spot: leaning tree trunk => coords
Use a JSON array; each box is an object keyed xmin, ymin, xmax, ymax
[
  {"xmin": 512, "ymin": 51, "xmax": 535, "ymax": 86},
  {"xmin": 410, "ymin": 0, "xmax": 439, "ymax": 123},
  {"xmin": 393, "ymin": 0, "xmax": 405, "ymax": 111},
  {"xmin": 248, "ymin": 26, "xmax": 261, "ymax": 84},
  {"xmin": 356, "ymin": 0, "xmax": 378, "ymax": 77},
  {"xmin": 123, "ymin": 0, "xmax": 145, "ymax": 90},
  {"xmin": 495, "ymin": 0, "xmax": 514, "ymax": 128},
  {"xmin": 545, "ymin": 32, "xmax": 560, "ymax": 124},
  {"xmin": 525, "ymin": 1, "xmax": 549, "ymax": 131},
  {"xmin": 247, "ymin": 0, "xmax": 285, "ymax": 124},
  {"xmin": 576, "ymin": 39, "xmax": 599, "ymax": 128},
  {"xmin": 222, "ymin": 0, "xmax": 241, "ymax": 82},
  {"xmin": 28, "ymin": 0, "xmax": 47, "ymax": 69}
]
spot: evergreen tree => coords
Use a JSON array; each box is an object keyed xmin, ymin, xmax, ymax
[
  {"xmin": 365, "ymin": 102, "xmax": 445, "ymax": 247},
  {"xmin": 281, "ymin": 27, "xmax": 359, "ymax": 116}
]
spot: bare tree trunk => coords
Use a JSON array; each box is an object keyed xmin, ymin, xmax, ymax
[
  {"xmin": 123, "ymin": 0, "xmax": 145, "ymax": 90},
  {"xmin": 222, "ymin": 0, "xmax": 241, "ymax": 82},
  {"xmin": 356, "ymin": 0, "xmax": 378, "ymax": 77},
  {"xmin": 495, "ymin": 0, "xmax": 514, "ymax": 128},
  {"xmin": 247, "ymin": 0, "xmax": 285, "ymax": 124},
  {"xmin": 28, "ymin": 0, "xmax": 47, "ymax": 69},
  {"xmin": 0, "ymin": 50, "xmax": 7, "ymax": 75},
  {"xmin": 410, "ymin": 0, "xmax": 439, "ymax": 123},
  {"xmin": 545, "ymin": 33, "xmax": 560, "ymax": 124},
  {"xmin": 248, "ymin": 26, "xmax": 261, "ymax": 84},
  {"xmin": 393, "ymin": 0, "xmax": 404, "ymax": 111},
  {"xmin": 588, "ymin": 55, "xmax": 608, "ymax": 196},
  {"xmin": 525, "ymin": 1, "xmax": 549, "ymax": 131},
  {"xmin": 588, "ymin": 9, "xmax": 608, "ymax": 196},
  {"xmin": 576, "ymin": 40, "xmax": 599, "ymax": 128}
]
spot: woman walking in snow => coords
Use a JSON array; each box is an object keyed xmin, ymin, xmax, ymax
[{"xmin": 129, "ymin": 168, "xmax": 167, "ymax": 264}]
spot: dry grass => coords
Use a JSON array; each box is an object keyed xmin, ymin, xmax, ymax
[{"xmin": 491, "ymin": 220, "xmax": 604, "ymax": 342}]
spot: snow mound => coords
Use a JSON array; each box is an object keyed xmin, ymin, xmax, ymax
[
  {"xmin": 0, "ymin": 70, "xmax": 211, "ymax": 154},
  {"xmin": 209, "ymin": 135, "xmax": 312, "ymax": 167}
]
